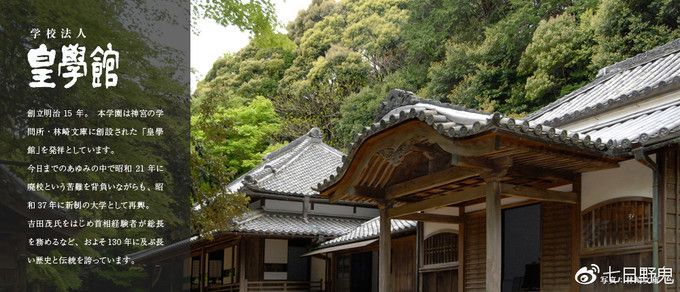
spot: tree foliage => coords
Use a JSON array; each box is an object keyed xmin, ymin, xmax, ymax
[
  {"xmin": 196, "ymin": 0, "xmax": 680, "ymax": 154},
  {"xmin": 191, "ymin": 97, "xmax": 280, "ymax": 235},
  {"xmin": 273, "ymin": 0, "xmax": 409, "ymax": 145},
  {"xmin": 0, "ymin": 0, "xmax": 196, "ymax": 290},
  {"xmin": 192, "ymin": 0, "xmax": 277, "ymax": 35},
  {"xmin": 191, "ymin": 0, "xmax": 680, "ymax": 247},
  {"xmin": 193, "ymin": 37, "xmax": 295, "ymax": 111},
  {"xmin": 190, "ymin": 35, "xmax": 293, "ymax": 236}
]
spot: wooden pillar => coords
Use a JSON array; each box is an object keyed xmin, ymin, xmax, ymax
[
  {"xmin": 239, "ymin": 241, "xmax": 247, "ymax": 292},
  {"xmin": 458, "ymin": 208, "xmax": 465, "ymax": 292},
  {"xmin": 485, "ymin": 179, "xmax": 502, "ymax": 292},
  {"xmin": 379, "ymin": 205, "xmax": 392, "ymax": 292},
  {"xmin": 199, "ymin": 248, "xmax": 205, "ymax": 292},
  {"xmin": 571, "ymin": 176, "xmax": 582, "ymax": 292},
  {"xmin": 416, "ymin": 221, "xmax": 423, "ymax": 292}
]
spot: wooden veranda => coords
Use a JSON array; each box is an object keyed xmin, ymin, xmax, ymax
[{"xmin": 318, "ymin": 119, "xmax": 623, "ymax": 292}]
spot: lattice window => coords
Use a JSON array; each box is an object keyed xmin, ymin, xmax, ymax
[
  {"xmin": 582, "ymin": 198, "xmax": 652, "ymax": 250},
  {"xmin": 423, "ymin": 232, "xmax": 458, "ymax": 265},
  {"xmin": 191, "ymin": 256, "xmax": 200, "ymax": 289}
]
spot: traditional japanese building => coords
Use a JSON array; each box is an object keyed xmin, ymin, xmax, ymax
[
  {"xmin": 305, "ymin": 217, "xmax": 417, "ymax": 292},
  {"xmin": 316, "ymin": 38, "xmax": 680, "ymax": 292},
  {"xmin": 134, "ymin": 38, "xmax": 680, "ymax": 292},
  {"xmin": 130, "ymin": 128, "xmax": 379, "ymax": 292}
]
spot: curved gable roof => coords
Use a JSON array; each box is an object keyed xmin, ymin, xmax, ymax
[{"xmin": 317, "ymin": 89, "xmax": 621, "ymax": 192}]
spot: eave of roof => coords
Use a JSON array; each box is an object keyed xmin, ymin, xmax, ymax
[
  {"xmin": 232, "ymin": 210, "xmax": 364, "ymax": 237},
  {"xmin": 531, "ymin": 77, "xmax": 680, "ymax": 127},
  {"xmin": 317, "ymin": 89, "xmax": 627, "ymax": 192},
  {"xmin": 130, "ymin": 210, "xmax": 366, "ymax": 263},
  {"xmin": 578, "ymin": 100, "xmax": 680, "ymax": 144},
  {"xmin": 316, "ymin": 216, "xmax": 416, "ymax": 249},
  {"xmin": 241, "ymin": 187, "xmax": 377, "ymax": 207}
]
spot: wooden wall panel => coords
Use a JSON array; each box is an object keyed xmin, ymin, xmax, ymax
[
  {"xmin": 243, "ymin": 237, "xmax": 264, "ymax": 281},
  {"xmin": 422, "ymin": 270, "xmax": 457, "ymax": 292},
  {"xmin": 391, "ymin": 235, "xmax": 416, "ymax": 292},
  {"xmin": 541, "ymin": 202, "xmax": 576, "ymax": 291},
  {"xmin": 579, "ymin": 252, "xmax": 652, "ymax": 292},
  {"xmin": 464, "ymin": 211, "xmax": 486, "ymax": 291},
  {"xmin": 661, "ymin": 145, "xmax": 680, "ymax": 292}
]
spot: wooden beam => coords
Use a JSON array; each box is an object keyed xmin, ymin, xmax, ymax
[
  {"xmin": 496, "ymin": 132, "xmax": 622, "ymax": 169},
  {"xmin": 507, "ymin": 164, "xmax": 576, "ymax": 183},
  {"xmin": 388, "ymin": 186, "xmax": 486, "ymax": 218},
  {"xmin": 328, "ymin": 121, "xmax": 501, "ymax": 202},
  {"xmin": 330, "ymin": 187, "xmax": 378, "ymax": 204},
  {"xmin": 451, "ymin": 155, "xmax": 494, "ymax": 170},
  {"xmin": 361, "ymin": 157, "xmax": 387, "ymax": 187},
  {"xmin": 379, "ymin": 206, "xmax": 391, "ymax": 292},
  {"xmin": 396, "ymin": 213, "xmax": 462, "ymax": 224},
  {"xmin": 500, "ymin": 183, "xmax": 578, "ymax": 204},
  {"xmin": 486, "ymin": 180, "xmax": 502, "ymax": 292},
  {"xmin": 385, "ymin": 167, "xmax": 479, "ymax": 200},
  {"xmin": 348, "ymin": 185, "xmax": 383, "ymax": 197}
]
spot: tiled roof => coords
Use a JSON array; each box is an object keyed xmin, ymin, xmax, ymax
[
  {"xmin": 578, "ymin": 100, "xmax": 680, "ymax": 144},
  {"xmin": 227, "ymin": 128, "xmax": 344, "ymax": 197},
  {"xmin": 129, "ymin": 211, "xmax": 364, "ymax": 263},
  {"xmin": 318, "ymin": 66, "xmax": 680, "ymax": 190},
  {"xmin": 233, "ymin": 210, "xmax": 364, "ymax": 237},
  {"xmin": 528, "ymin": 38, "xmax": 680, "ymax": 127},
  {"xmin": 317, "ymin": 89, "xmax": 622, "ymax": 191},
  {"xmin": 319, "ymin": 216, "xmax": 416, "ymax": 248}
]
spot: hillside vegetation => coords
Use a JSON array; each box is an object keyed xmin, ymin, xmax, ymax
[{"xmin": 190, "ymin": 0, "xmax": 680, "ymax": 233}]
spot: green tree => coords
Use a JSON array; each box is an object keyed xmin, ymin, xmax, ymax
[
  {"xmin": 275, "ymin": 0, "xmax": 408, "ymax": 145},
  {"xmin": 193, "ymin": 37, "xmax": 295, "ymax": 112},
  {"xmin": 589, "ymin": 0, "xmax": 680, "ymax": 69},
  {"xmin": 0, "ymin": 0, "xmax": 194, "ymax": 290},
  {"xmin": 191, "ymin": 97, "xmax": 281, "ymax": 235},
  {"xmin": 287, "ymin": 0, "xmax": 338, "ymax": 45},
  {"xmin": 425, "ymin": 3, "xmax": 537, "ymax": 112},
  {"xmin": 400, "ymin": 0, "xmax": 509, "ymax": 89},
  {"xmin": 342, "ymin": 0, "xmax": 409, "ymax": 78},
  {"xmin": 192, "ymin": 0, "xmax": 277, "ymax": 35},
  {"xmin": 518, "ymin": 13, "xmax": 595, "ymax": 107},
  {"xmin": 334, "ymin": 72, "xmax": 412, "ymax": 147},
  {"xmin": 196, "ymin": 0, "xmax": 680, "ymax": 151},
  {"xmin": 190, "ymin": 29, "xmax": 294, "ymax": 240},
  {"xmin": 514, "ymin": 0, "xmax": 680, "ymax": 113}
]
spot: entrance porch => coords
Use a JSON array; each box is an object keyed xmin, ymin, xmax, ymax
[{"xmin": 317, "ymin": 94, "xmax": 623, "ymax": 291}]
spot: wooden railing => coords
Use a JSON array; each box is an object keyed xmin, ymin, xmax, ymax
[
  {"xmin": 247, "ymin": 280, "xmax": 323, "ymax": 292},
  {"xmin": 206, "ymin": 280, "xmax": 323, "ymax": 292},
  {"xmin": 206, "ymin": 283, "xmax": 239, "ymax": 292}
]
